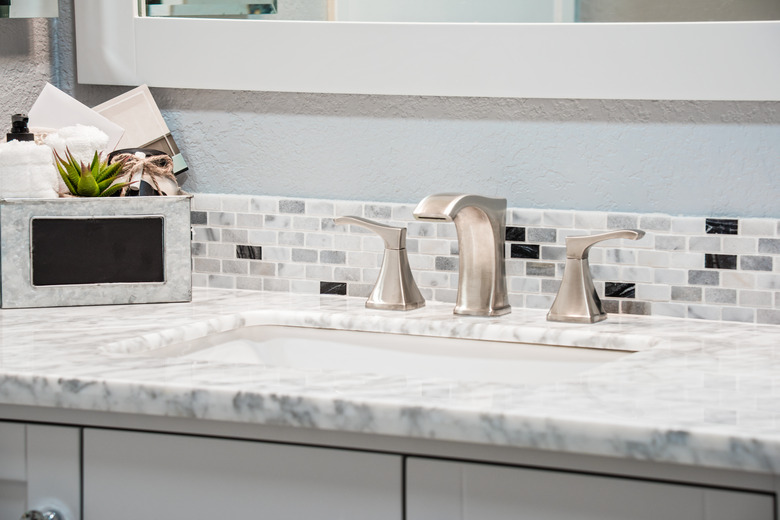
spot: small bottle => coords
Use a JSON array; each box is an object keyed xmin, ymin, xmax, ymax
[{"xmin": 7, "ymin": 114, "xmax": 35, "ymax": 142}]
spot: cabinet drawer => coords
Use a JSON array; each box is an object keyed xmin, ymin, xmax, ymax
[
  {"xmin": 84, "ymin": 428, "xmax": 402, "ymax": 520},
  {"xmin": 407, "ymin": 458, "xmax": 774, "ymax": 520},
  {"xmin": 0, "ymin": 421, "xmax": 25, "ymax": 481}
]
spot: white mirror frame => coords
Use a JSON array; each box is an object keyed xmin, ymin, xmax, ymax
[{"xmin": 74, "ymin": 0, "xmax": 780, "ymax": 100}]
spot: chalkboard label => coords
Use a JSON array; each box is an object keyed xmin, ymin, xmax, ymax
[{"xmin": 31, "ymin": 217, "xmax": 165, "ymax": 286}]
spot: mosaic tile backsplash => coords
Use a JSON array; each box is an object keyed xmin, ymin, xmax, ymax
[{"xmin": 191, "ymin": 194, "xmax": 780, "ymax": 325}]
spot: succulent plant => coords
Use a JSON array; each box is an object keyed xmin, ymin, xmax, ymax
[{"xmin": 54, "ymin": 149, "xmax": 132, "ymax": 197}]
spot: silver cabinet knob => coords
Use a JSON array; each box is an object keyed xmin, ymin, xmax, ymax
[{"xmin": 21, "ymin": 510, "xmax": 63, "ymax": 520}]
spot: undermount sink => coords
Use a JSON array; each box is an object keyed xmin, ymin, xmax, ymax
[{"xmin": 150, "ymin": 325, "xmax": 632, "ymax": 384}]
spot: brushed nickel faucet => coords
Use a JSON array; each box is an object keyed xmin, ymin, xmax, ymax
[
  {"xmin": 413, "ymin": 194, "xmax": 510, "ymax": 317},
  {"xmin": 334, "ymin": 216, "xmax": 425, "ymax": 311},
  {"xmin": 547, "ymin": 229, "xmax": 645, "ymax": 323}
]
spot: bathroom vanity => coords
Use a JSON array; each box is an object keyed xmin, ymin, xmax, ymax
[{"xmin": 1, "ymin": 289, "xmax": 778, "ymax": 519}]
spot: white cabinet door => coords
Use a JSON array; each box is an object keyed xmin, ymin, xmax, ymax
[
  {"xmin": 0, "ymin": 422, "xmax": 26, "ymax": 520},
  {"xmin": 407, "ymin": 458, "xmax": 774, "ymax": 520},
  {"xmin": 0, "ymin": 422, "xmax": 81, "ymax": 520},
  {"xmin": 84, "ymin": 428, "xmax": 402, "ymax": 520}
]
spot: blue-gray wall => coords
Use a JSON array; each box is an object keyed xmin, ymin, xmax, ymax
[{"xmin": 2, "ymin": 0, "xmax": 778, "ymax": 217}]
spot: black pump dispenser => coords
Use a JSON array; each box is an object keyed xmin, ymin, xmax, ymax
[{"xmin": 7, "ymin": 114, "xmax": 34, "ymax": 142}]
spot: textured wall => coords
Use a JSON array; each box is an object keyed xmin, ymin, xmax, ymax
[
  {"xmin": 5, "ymin": 1, "xmax": 780, "ymax": 218},
  {"xmin": 0, "ymin": 17, "xmax": 57, "ymax": 121}
]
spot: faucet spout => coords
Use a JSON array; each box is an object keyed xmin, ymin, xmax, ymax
[{"xmin": 414, "ymin": 193, "xmax": 510, "ymax": 317}]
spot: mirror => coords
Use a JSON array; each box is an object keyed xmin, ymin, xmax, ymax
[
  {"xmin": 75, "ymin": 1, "xmax": 780, "ymax": 100},
  {"xmin": 1, "ymin": 0, "xmax": 58, "ymax": 18},
  {"xmin": 141, "ymin": 0, "xmax": 780, "ymax": 23}
]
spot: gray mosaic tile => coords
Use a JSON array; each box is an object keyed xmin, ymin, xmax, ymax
[
  {"xmin": 320, "ymin": 250, "xmax": 347, "ymax": 264},
  {"xmin": 621, "ymin": 300, "xmax": 650, "ymax": 315},
  {"xmin": 639, "ymin": 215, "xmax": 671, "ymax": 231},
  {"xmin": 758, "ymin": 238, "xmax": 780, "ymax": 254},
  {"xmin": 208, "ymin": 211, "xmax": 235, "ymax": 227},
  {"xmin": 236, "ymin": 276, "xmax": 263, "ymax": 291},
  {"xmin": 756, "ymin": 309, "xmax": 780, "ymax": 325},
  {"xmin": 264, "ymin": 278, "xmax": 290, "ymax": 292},
  {"xmin": 222, "ymin": 229, "xmax": 248, "ymax": 243},
  {"xmin": 527, "ymin": 262, "xmax": 555, "ymax": 277},
  {"xmin": 249, "ymin": 262, "xmax": 275, "ymax": 277},
  {"xmin": 249, "ymin": 197, "xmax": 277, "ymax": 213},
  {"xmin": 741, "ymin": 256, "xmax": 773, "ymax": 272},
  {"xmin": 222, "ymin": 260, "xmax": 249, "ymax": 275},
  {"xmin": 236, "ymin": 213, "xmax": 264, "ymax": 228},
  {"xmin": 190, "ymin": 211, "xmax": 207, "ymax": 225},
  {"xmin": 541, "ymin": 279, "xmax": 561, "ymax": 294},
  {"xmin": 689, "ymin": 236, "xmax": 721, "ymax": 252},
  {"xmin": 365, "ymin": 204, "xmax": 391, "ymax": 219},
  {"xmin": 279, "ymin": 232, "xmax": 305, "ymax": 246},
  {"xmin": 608, "ymin": 214, "xmax": 639, "ymax": 229},
  {"xmin": 291, "ymin": 248, "xmax": 318, "ymax": 263},
  {"xmin": 264, "ymin": 214, "xmax": 292, "ymax": 229},
  {"xmin": 705, "ymin": 288, "xmax": 737, "ymax": 305},
  {"xmin": 207, "ymin": 274, "xmax": 235, "ymax": 289},
  {"xmin": 672, "ymin": 286, "xmax": 702, "ymax": 302},
  {"xmin": 722, "ymin": 307, "xmax": 755, "ymax": 323},
  {"xmin": 655, "ymin": 235, "xmax": 686, "ymax": 251},
  {"xmin": 279, "ymin": 199, "xmax": 306, "ymax": 214},
  {"xmin": 739, "ymin": 290, "xmax": 773, "ymax": 308},
  {"xmin": 689, "ymin": 270, "xmax": 720, "ymax": 286},
  {"xmin": 527, "ymin": 228, "xmax": 557, "ymax": 243},
  {"xmin": 193, "ymin": 258, "xmax": 220, "ymax": 273},
  {"xmin": 687, "ymin": 304, "xmax": 721, "ymax": 321}
]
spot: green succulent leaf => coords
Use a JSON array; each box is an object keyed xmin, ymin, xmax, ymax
[
  {"xmin": 54, "ymin": 149, "xmax": 130, "ymax": 197},
  {"xmin": 96, "ymin": 160, "xmax": 124, "ymax": 184},
  {"xmin": 99, "ymin": 182, "xmax": 132, "ymax": 198},
  {"xmin": 89, "ymin": 151, "xmax": 99, "ymax": 173},
  {"xmin": 76, "ymin": 171, "xmax": 100, "ymax": 197},
  {"xmin": 56, "ymin": 163, "xmax": 76, "ymax": 195}
]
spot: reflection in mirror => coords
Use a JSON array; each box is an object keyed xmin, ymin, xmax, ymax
[
  {"xmin": 1, "ymin": 0, "xmax": 58, "ymax": 18},
  {"xmin": 142, "ymin": 0, "xmax": 780, "ymax": 22}
]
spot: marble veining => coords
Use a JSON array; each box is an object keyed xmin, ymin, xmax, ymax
[{"xmin": 0, "ymin": 288, "xmax": 779, "ymax": 474}]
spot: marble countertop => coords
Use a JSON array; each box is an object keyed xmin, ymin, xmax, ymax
[{"xmin": 0, "ymin": 288, "xmax": 778, "ymax": 474}]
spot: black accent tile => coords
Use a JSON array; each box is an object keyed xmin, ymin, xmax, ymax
[
  {"xmin": 511, "ymin": 244, "xmax": 540, "ymax": 259},
  {"xmin": 190, "ymin": 211, "xmax": 207, "ymax": 225},
  {"xmin": 235, "ymin": 244, "xmax": 262, "ymax": 260},
  {"xmin": 605, "ymin": 282, "xmax": 635, "ymax": 299},
  {"xmin": 706, "ymin": 218, "xmax": 738, "ymax": 235},
  {"xmin": 705, "ymin": 254, "xmax": 737, "ymax": 270},
  {"xmin": 320, "ymin": 281, "xmax": 347, "ymax": 295},
  {"xmin": 505, "ymin": 226, "xmax": 526, "ymax": 242}
]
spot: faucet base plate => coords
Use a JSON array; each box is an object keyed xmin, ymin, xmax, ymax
[
  {"xmin": 546, "ymin": 312, "xmax": 607, "ymax": 324},
  {"xmin": 454, "ymin": 305, "xmax": 511, "ymax": 317}
]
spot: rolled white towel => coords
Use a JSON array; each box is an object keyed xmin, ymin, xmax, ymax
[
  {"xmin": 0, "ymin": 140, "xmax": 59, "ymax": 199},
  {"xmin": 44, "ymin": 124, "xmax": 110, "ymax": 195}
]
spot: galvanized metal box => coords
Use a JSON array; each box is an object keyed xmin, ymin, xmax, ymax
[{"xmin": 0, "ymin": 195, "xmax": 192, "ymax": 308}]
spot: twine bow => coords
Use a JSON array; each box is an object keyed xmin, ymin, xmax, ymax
[{"xmin": 112, "ymin": 153, "xmax": 179, "ymax": 196}]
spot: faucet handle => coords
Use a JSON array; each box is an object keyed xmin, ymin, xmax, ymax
[
  {"xmin": 335, "ymin": 216, "xmax": 424, "ymax": 311},
  {"xmin": 334, "ymin": 216, "xmax": 405, "ymax": 250},
  {"xmin": 548, "ymin": 229, "xmax": 645, "ymax": 323},
  {"xmin": 566, "ymin": 229, "xmax": 646, "ymax": 259}
]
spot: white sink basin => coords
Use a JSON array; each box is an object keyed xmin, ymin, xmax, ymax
[{"xmin": 151, "ymin": 325, "xmax": 631, "ymax": 384}]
